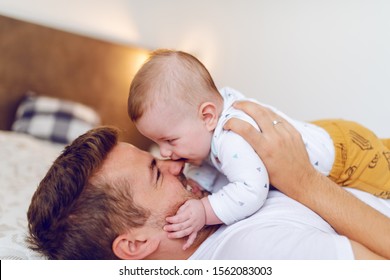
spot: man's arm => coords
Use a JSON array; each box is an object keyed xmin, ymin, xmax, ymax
[
  {"xmin": 224, "ymin": 101, "xmax": 390, "ymax": 259},
  {"xmin": 350, "ymin": 240, "xmax": 385, "ymax": 259}
]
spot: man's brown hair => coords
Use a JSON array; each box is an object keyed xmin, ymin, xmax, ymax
[{"xmin": 27, "ymin": 127, "xmax": 150, "ymax": 259}]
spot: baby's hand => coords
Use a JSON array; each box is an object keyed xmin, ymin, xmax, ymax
[{"xmin": 164, "ymin": 199, "xmax": 206, "ymax": 250}]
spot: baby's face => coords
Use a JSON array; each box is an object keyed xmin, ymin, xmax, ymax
[{"xmin": 135, "ymin": 105, "xmax": 213, "ymax": 165}]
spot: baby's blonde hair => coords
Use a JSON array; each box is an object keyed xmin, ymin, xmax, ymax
[{"xmin": 128, "ymin": 49, "xmax": 221, "ymax": 121}]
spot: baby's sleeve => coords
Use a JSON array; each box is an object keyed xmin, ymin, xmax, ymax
[{"xmin": 208, "ymin": 130, "xmax": 270, "ymax": 225}]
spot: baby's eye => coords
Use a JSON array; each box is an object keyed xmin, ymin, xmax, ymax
[{"xmin": 167, "ymin": 138, "xmax": 177, "ymax": 144}]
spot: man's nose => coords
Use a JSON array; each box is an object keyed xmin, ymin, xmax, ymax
[{"xmin": 159, "ymin": 159, "xmax": 185, "ymax": 175}]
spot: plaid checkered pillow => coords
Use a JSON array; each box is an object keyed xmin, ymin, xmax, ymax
[{"xmin": 12, "ymin": 93, "xmax": 101, "ymax": 144}]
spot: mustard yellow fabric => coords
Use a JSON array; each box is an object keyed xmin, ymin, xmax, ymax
[{"xmin": 312, "ymin": 119, "xmax": 390, "ymax": 198}]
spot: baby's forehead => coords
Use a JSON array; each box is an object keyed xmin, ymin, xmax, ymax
[{"xmin": 146, "ymin": 96, "xmax": 193, "ymax": 116}]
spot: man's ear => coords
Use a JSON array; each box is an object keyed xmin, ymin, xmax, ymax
[
  {"xmin": 112, "ymin": 233, "xmax": 160, "ymax": 260},
  {"xmin": 199, "ymin": 102, "xmax": 219, "ymax": 131}
]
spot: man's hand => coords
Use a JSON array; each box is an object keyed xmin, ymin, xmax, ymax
[{"xmin": 164, "ymin": 199, "xmax": 206, "ymax": 250}]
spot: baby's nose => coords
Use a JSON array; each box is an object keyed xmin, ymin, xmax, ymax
[{"xmin": 159, "ymin": 146, "xmax": 172, "ymax": 158}]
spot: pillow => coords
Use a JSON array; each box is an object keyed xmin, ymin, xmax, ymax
[
  {"xmin": 0, "ymin": 233, "xmax": 46, "ymax": 260},
  {"xmin": 12, "ymin": 92, "xmax": 101, "ymax": 144}
]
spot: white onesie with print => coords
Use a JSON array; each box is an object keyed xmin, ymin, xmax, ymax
[{"xmin": 186, "ymin": 87, "xmax": 335, "ymax": 225}]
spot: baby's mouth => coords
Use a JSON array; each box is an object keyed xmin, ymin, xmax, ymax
[{"xmin": 183, "ymin": 158, "xmax": 201, "ymax": 166}]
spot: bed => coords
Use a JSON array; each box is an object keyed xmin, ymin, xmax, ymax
[{"xmin": 0, "ymin": 14, "xmax": 153, "ymax": 259}]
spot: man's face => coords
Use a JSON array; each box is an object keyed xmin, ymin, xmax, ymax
[{"xmin": 99, "ymin": 142, "xmax": 202, "ymax": 222}]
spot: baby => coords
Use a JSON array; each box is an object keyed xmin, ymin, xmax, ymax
[{"xmin": 128, "ymin": 49, "xmax": 390, "ymax": 250}]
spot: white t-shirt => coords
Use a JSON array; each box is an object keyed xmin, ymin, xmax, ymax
[{"xmin": 189, "ymin": 188, "xmax": 390, "ymax": 260}]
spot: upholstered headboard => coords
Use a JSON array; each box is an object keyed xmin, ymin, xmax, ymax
[{"xmin": 0, "ymin": 14, "xmax": 152, "ymax": 150}]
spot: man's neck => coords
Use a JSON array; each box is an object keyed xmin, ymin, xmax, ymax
[
  {"xmin": 184, "ymin": 225, "xmax": 220, "ymax": 258},
  {"xmin": 150, "ymin": 225, "xmax": 219, "ymax": 259}
]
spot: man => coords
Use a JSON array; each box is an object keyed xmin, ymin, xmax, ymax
[{"xmin": 27, "ymin": 106, "xmax": 390, "ymax": 259}]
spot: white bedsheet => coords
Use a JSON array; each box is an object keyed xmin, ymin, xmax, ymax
[{"xmin": 0, "ymin": 131, "xmax": 64, "ymax": 259}]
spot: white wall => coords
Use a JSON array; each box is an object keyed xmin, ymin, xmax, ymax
[{"xmin": 1, "ymin": 0, "xmax": 389, "ymax": 137}]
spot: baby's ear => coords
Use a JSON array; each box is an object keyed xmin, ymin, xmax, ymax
[{"xmin": 199, "ymin": 102, "xmax": 218, "ymax": 131}]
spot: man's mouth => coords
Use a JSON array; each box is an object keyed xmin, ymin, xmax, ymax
[
  {"xmin": 177, "ymin": 168, "xmax": 207, "ymax": 198},
  {"xmin": 177, "ymin": 172, "xmax": 200, "ymax": 194}
]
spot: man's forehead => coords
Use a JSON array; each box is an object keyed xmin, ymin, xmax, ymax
[
  {"xmin": 104, "ymin": 142, "xmax": 150, "ymax": 166},
  {"xmin": 97, "ymin": 142, "xmax": 154, "ymax": 184},
  {"xmin": 117, "ymin": 141, "xmax": 136, "ymax": 149}
]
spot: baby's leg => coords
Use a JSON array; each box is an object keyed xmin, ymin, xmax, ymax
[
  {"xmin": 381, "ymin": 138, "xmax": 390, "ymax": 149},
  {"xmin": 314, "ymin": 120, "xmax": 390, "ymax": 198}
]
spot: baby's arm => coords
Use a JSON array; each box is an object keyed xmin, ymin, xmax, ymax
[{"xmin": 209, "ymin": 129, "xmax": 270, "ymax": 225}]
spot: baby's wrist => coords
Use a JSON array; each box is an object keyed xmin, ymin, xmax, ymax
[
  {"xmin": 199, "ymin": 198, "xmax": 207, "ymax": 224},
  {"xmin": 200, "ymin": 197, "xmax": 221, "ymax": 225}
]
